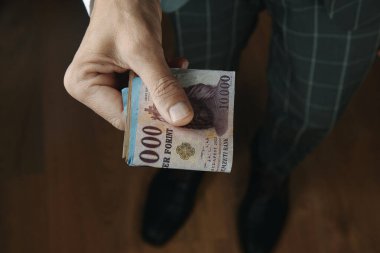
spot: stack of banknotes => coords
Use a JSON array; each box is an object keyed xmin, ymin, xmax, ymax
[{"xmin": 122, "ymin": 69, "xmax": 235, "ymax": 173}]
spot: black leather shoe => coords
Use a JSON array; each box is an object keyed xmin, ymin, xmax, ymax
[
  {"xmin": 141, "ymin": 169, "xmax": 203, "ymax": 246},
  {"xmin": 238, "ymin": 169, "xmax": 289, "ymax": 253}
]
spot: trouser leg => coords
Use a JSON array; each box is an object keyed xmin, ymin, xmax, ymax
[
  {"xmin": 254, "ymin": 0, "xmax": 380, "ymax": 177},
  {"xmin": 170, "ymin": 0, "xmax": 263, "ymax": 71}
]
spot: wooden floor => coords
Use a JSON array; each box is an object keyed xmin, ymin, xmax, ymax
[{"xmin": 1, "ymin": 1, "xmax": 380, "ymax": 253}]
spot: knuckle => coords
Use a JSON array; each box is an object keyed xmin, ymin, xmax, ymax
[
  {"xmin": 109, "ymin": 117, "xmax": 124, "ymax": 130},
  {"xmin": 63, "ymin": 62, "xmax": 91, "ymax": 99},
  {"xmin": 152, "ymin": 76, "xmax": 181, "ymax": 99},
  {"xmin": 63, "ymin": 64, "xmax": 77, "ymax": 96}
]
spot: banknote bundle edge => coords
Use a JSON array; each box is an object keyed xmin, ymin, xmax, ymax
[{"xmin": 122, "ymin": 71, "xmax": 136, "ymax": 161}]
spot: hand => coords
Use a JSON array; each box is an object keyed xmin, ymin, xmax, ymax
[{"xmin": 64, "ymin": 0, "xmax": 194, "ymax": 130}]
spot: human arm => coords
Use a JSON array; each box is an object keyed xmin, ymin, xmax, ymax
[{"xmin": 64, "ymin": 0, "xmax": 194, "ymax": 130}]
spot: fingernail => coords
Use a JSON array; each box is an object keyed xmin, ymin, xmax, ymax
[
  {"xmin": 181, "ymin": 60, "xmax": 189, "ymax": 69},
  {"xmin": 169, "ymin": 102, "xmax": 191, "ymax": 122}
]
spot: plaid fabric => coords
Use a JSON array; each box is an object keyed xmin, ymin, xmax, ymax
[
  {"xmin": 324, "ymin": 0, "xmax": 380, "ymax": 30},
  {"xmin": 170, "ymin": 0, "xmax": 380, "ymax": 175},
  {"xmin": 171, "ymin": 0, "xmax": 262, "ymax": 70}
]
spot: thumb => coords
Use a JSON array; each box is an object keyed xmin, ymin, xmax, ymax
[{"xmin": 132, "ymin": 53, "xmax": 194, "ymax": 126}]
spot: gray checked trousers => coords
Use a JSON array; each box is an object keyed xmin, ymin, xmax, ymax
[{"xmin": 169, "ymin": 0, "xmax": 380, "ymax": 176}]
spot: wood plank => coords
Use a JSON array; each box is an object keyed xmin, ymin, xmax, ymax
[{"xmin": 1, "ymin": 1, "xmax": 380, "ymax": 253}]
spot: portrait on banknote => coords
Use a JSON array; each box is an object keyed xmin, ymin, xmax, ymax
[{"xmin": 144, "ymin": 75, "xmax": 231, "ymax": 136}]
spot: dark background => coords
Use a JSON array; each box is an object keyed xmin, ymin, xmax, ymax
[{"xmin": 1, "ymin": 1, "xmax": 380, "ymax": 252}]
